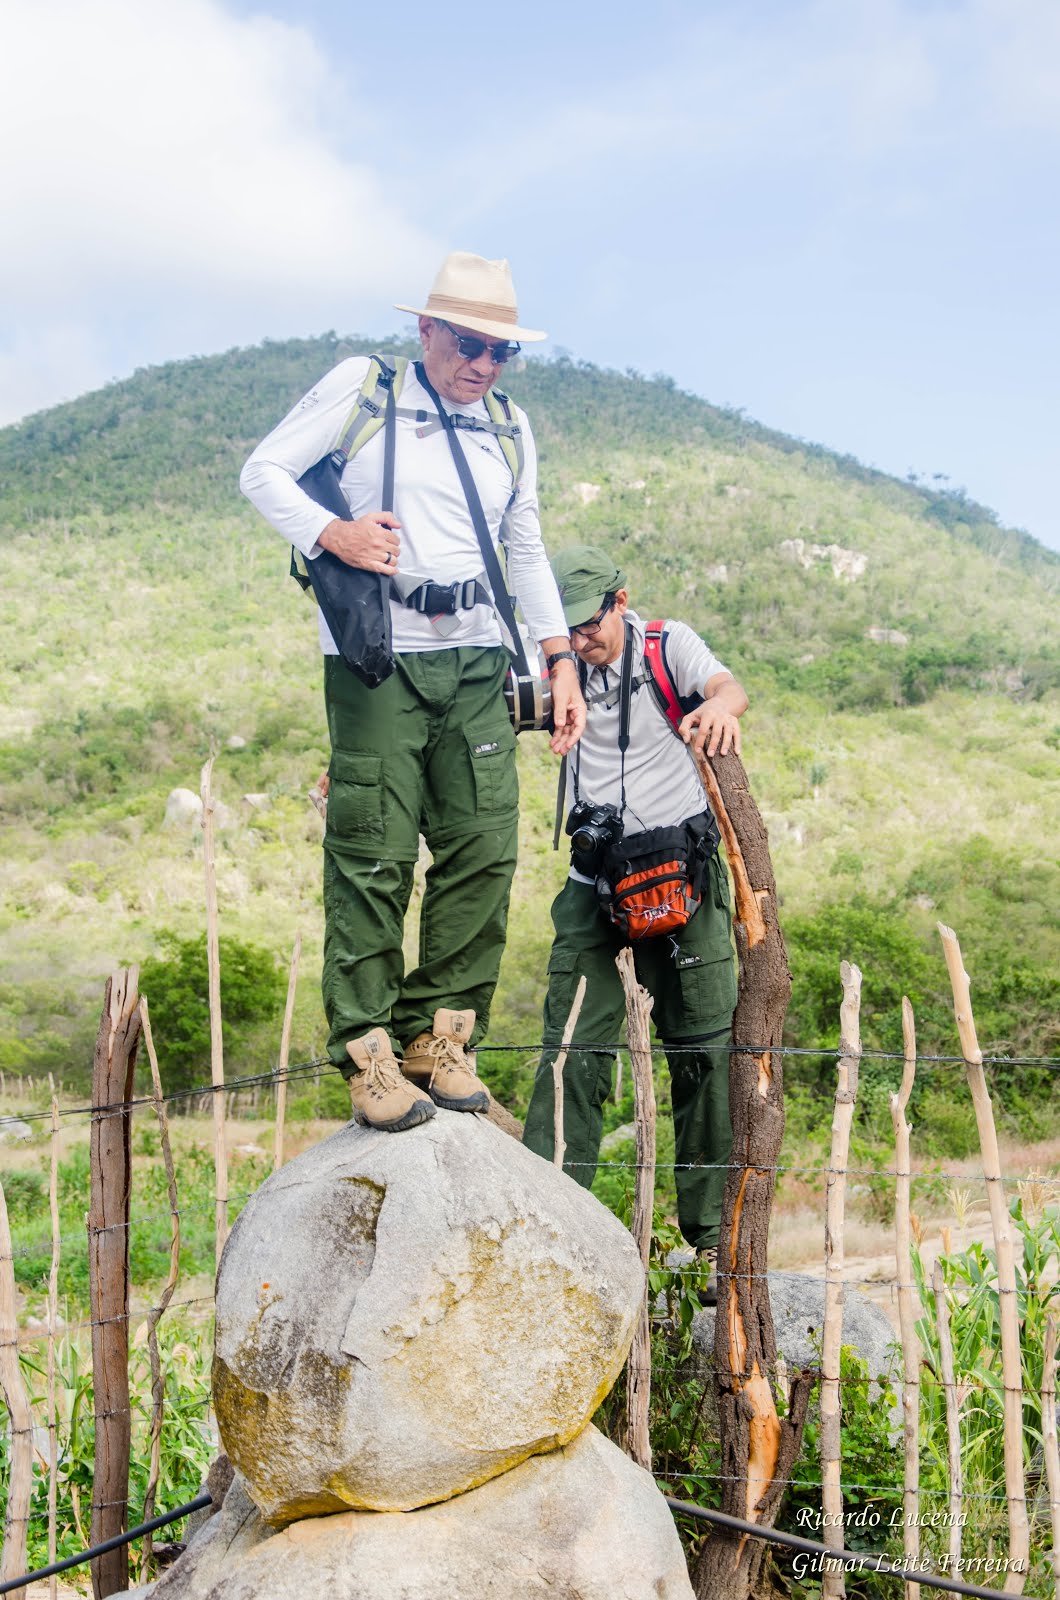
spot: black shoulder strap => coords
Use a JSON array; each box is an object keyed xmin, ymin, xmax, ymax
[{"xmin": 413, "ymin": 361, "xmax": 530, "ymax": 675}]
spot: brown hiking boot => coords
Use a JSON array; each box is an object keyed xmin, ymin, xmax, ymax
[
  {"xmin": 695, "ymin": 1246, "xmax": 719, "ymax": 1307},
  {"xmin": 346, "ymin": 1028, "xmax": 436, "ymax": 1132},
  {"xmin": 401, "ymin": 1008, "xmax": 490, "ymax": 1113}
]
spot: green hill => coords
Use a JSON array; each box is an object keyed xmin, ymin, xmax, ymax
[{"xmin": 0, "ymin": 335, "xmax": 1057, "ymax": 1130}]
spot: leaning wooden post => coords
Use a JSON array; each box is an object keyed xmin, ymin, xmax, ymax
[
  {"xmin": 618, "ymin": 947, "xmax": 655, "ymax": 1471},
  {"xmin": 932, "ymin": 1259, "xmax": 964, "ymax": 1568},
  {"xmin": 692, "ymin": 749, "xmax": 811, "ymax": 1600},
  {"xmin": 273, "ymin": 932, "xmax": 301, "ymax": 1171},
  {"xmin": 551, "ymin": 975, "xmax": 587, "ymax": 1172},
  {"xmin": 891, "ymin": 998, "xmax": 920, "ymax": 1600},
  {"xmin": 1042, "ymin": 1316, "xmax": 1060, "ymax": 1600},
  {"xmin": 938, "ymin": 923, "xmax": 1028, "ymax": 1593},
  {"xmin": 138, "ymin": 998, "xmax": 182, "ymax": 1580},
  {"xmin": 0, "ymin": 1173, "xmax": 33, "ymax": 1600},
  {"xmin": 88, "ymin": 967, "xmax": 142, "ymax": 1600},
  {"xmin": 820, "ymin": 961, "xmax": 861, "ymax": 1600},
  {"xmin": 201, "ymin": 758, "xmax": 229, "ymax": 1269},
  {"xmin": 48, "ymin": 1094, "xmax": 62, "ymax": 1600}
]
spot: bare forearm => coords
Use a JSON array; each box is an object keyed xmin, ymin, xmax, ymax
[{"xmin": 704, "ymin": 675, "xmax": 748, "ymax": 718}]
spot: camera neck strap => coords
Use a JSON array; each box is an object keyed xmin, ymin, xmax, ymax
[
  {"xmin": 571, "ymin": 619, "xmax": 635, "ymax": 814},
  {"xmin": 413, "ymin": 361, "xmax": 530, "ymax": 676}
]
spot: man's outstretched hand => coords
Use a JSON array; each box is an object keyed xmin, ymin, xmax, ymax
[{"xmin": 548, "ymin": 660, "xmax": 586, "ymax": 756}]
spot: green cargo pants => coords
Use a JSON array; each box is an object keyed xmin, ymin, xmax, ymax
[
  {"xmin": 522, "ymin": 854, "xmax": 737, "ymax": 1250},
  {"xmin": 322, "ymin": 646, "xmax": 518, "ymax": 1072}
]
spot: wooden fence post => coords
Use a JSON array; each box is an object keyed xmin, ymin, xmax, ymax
[
  {"xmin": 88, "ymin": 967, "xmax": 141, "ymax": 1600},
  {"xmin": 1042, "ymin": 1316, "xmax": 1060, "ymax": 1600},
  {"xmin": 692, "ymin": 749, "xmax": 810, "ymax": 1600},
  {"xmin": 273, "ymin": 932, "xmax": 301, "ymax": 1172},
  {"xmin": 138, "ymin": 998, "xmax": 182, "ymax": 1580},
  {"xmin": 618, "ymin": 947, "xmax": 655, "ymax": 1471},
  {"xmin": 0, "ymin": 1173, "xmax": 33, "ymax": 1600},
  {"xmin": 932, "ymin": 1259, "xmax": 964, "ymax": 1568},
  {"xmin": 939, "ymin": 924, "xmax": 1028, "ymax": 1594},
  {"xmin": 820, "ymin": 961, "xmax": 861, "ymax": 1600},
  {"xmin": 551, "ymin": 975, "xmax": 587, "ymax": 1172},
  {"xmin": 48, "ymin": 1094, "xmax": 61, "ymax": 1600},
  {"xmin": 891, "ymin": 997, "xmax": 920, "ymax": 1600},
  {"xmin": 201, "ymin": 758, "xmax": 229, "ymax": 1270}
]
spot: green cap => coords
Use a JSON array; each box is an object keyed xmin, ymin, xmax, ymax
[{"xmin": 550, "ymin": 544, "xmax": 628, "ymax": 629}]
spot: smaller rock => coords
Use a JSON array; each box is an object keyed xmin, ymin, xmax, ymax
[
  {"xmin": 600, "ymin": 1122, "xmax": 636, "ymax": 1154},
  {"xmin": 227, "ymin": 736, "xmax": 247, "ymax": 750},
  {"xmin": 692, "ymin": 1271, "xmax": 899, "ymax": 1422},
  {"xmin": 0, "ymin": 1117, "xmax": 33, "ymax": 1142},
  {"xmin": 866, "ymin": 627, "xmax": 909, "ymax": 646},
  {"xmin": 164, "ymin": 788, "xmax": 203, "ymax": 828},
  {"xmin": 242, "ymin": 794, "xmax": 269, "ymax": 811},
  {"xmin": 572, "ymin": 481, "xmax": 602, "ymax": 505}
]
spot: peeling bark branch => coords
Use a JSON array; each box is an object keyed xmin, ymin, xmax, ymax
[{"xmin": 691, "ymin": 749, "xmax": 800, "ymax": 1600}]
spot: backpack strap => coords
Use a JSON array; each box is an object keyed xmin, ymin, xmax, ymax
[
  {"xmin": 290, "ymin": 355, "xmax": 407, "ymax": 591},
  {"xmin": 483, "ymin": 386, "xmax": 525, "ymax": 488},
  {"xmin": 327, "ymin": 354, "xmax": 405, "ymax": 460},
  {"xmin": 642, "ymin": 620, "xmax": 704, "ymax": 734}
]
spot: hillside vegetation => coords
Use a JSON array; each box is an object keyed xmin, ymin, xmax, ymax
[{"xmin": 0, "ymin": 335, "xmax": 1057, "ymax": 1144}]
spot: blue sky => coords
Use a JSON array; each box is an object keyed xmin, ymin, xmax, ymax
[{"xmin": 4, "ymin": 0, "xmax": 1058, "ymax": 547}]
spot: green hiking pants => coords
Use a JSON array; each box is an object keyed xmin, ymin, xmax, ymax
[
  {"xmin": 322, "ymin": 646, "xmax": 518, "ymax": 1072},
  {"xmin": 522, "ymin": 856, "xmax": 737, "ymax": 1250}
]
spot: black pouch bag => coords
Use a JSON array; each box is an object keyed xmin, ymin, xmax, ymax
[{"xmin": 293, "ymin": 373, "xmax": 397, "ymax": 688}]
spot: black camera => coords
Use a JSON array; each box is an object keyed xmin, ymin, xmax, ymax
[{"xmin": 566, "ymin": 800, "xmax": 623, "ymax": 876}]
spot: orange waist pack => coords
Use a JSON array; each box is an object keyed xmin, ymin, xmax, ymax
[{"xmin": 596, "ymin": 813, "xmax": 720, "ymax": 940}]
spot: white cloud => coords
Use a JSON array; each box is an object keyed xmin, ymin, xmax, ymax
[{"xmin": 0, "ymin": 0, "xmax": 441, "ymax": 422}]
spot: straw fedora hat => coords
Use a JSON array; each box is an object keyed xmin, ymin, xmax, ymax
[{"xmin": 395, "ymin": 251, "xmax": 547, "ymax": 342}]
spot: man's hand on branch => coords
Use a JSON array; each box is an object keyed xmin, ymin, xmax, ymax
[
  {"xmin": 317, "ymin": 512, "xmax": 401, "ymax": 574},
  {"xmin": 680, "ymin": 674, "xmax": 748, "ymax": 760},
  {"xmin": 547, "ymin": 657, "xmax": 586, "ymax": 756},
  {"xmin": 681, "ymin": 703, "xmax": 742, "ymax": 759}
]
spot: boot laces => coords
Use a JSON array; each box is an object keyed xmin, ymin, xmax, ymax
[
  {"xmin": 425, "ymin": 1033, "xmax": 477, "ymax": 1090},
  {"xmin": 360, "ymin": 1052, "xmax": 404, "ymax": 1094}
]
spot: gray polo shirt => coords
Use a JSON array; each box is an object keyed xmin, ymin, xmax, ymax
[{"xmin": 567, "ymin": 610, "xmax": 727, "ymax": 878}]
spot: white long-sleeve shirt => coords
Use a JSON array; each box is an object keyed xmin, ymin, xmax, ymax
[{"xmin": 240, "ymin": 356, "xmax": 567, "ymax": 654}]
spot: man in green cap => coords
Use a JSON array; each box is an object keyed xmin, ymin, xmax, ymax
[{"xmin": 522, "ymin": 545, "xmax": 747, "ymax": 1302}]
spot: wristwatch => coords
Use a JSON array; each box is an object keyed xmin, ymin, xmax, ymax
[{"xmin": 546, "ymin": 650, "xmax": 578, "ymax": 671}]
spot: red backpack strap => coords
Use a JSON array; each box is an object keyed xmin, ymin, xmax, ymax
[{"xmin": 643, "ymin": 621, "xmax": 684, "ymax": 732}]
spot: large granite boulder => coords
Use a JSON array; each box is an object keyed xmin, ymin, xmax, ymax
[
  {"xmin": 146, "ymin": 1427, "xmax": 692, "ymax": 1600},
  {"xmin": 214, "ymin": 1113, "xmax": 644, "ymax": 1523}
]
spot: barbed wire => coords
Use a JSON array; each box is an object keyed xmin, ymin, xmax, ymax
[{"xmin": 2, "ymin": 1036, "xmax": 1058, "ymax": 1131}]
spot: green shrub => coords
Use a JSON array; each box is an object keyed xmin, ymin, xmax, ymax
[{"xmin": 136, "ymin": 931, "xmax": 284, "ymax": 1096}]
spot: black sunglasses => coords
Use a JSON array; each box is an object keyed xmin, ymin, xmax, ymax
[
  {"xmin": 439, "ymin": 320, "xmax": 521, "ymax": 365},
  {"xmin": 570, "ymin": 593, "xmax": 617, "ymax": 637}
]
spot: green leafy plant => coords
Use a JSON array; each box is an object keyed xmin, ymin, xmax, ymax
[
  {"xmin": 0, "ymin": 1321, "xmax": 215, "ymax": 1578},
  {"xmin": 136, "ymin": 931, "xmax": 284, "ymax": 1096}
]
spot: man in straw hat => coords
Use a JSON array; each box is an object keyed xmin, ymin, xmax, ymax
[
  {"xmin": 521, "ymin": 546, "xmax": 746, "ymax": 1304},
  {"xmin": 241, "ymin": 252, "xmax": 584, "ymax": 1132}
]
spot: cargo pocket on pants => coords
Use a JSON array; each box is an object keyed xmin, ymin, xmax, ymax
[
  {"xmin": 464, "ymin": 725, "xmax": 518, "ymax": 815},
  {"xmin": 326, "ymin": 751, "xmax": 384, "ymax": 846},
  {"xmin": 669, "ymin": 953, "xmax": 737, "ymax": 1039}
]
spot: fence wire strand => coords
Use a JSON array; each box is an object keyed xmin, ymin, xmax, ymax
[{"xmin": 3, "ymin": 1037, "xmax": 1059, "ymax": 1130}]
